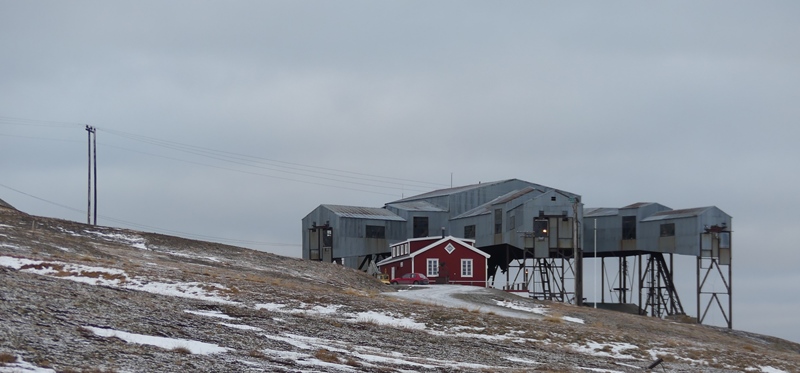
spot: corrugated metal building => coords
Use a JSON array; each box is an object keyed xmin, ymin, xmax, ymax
[
  {"xmin": 582, "ymin": 202, "xmax": 733, "ymax": 325},
  {"xmin": 583, "ymin": 203, "xmax": 732, "ymax": 259},
  {"xmin": 301, "ymin": 179, "xmax": 582, "ymax": 270}
]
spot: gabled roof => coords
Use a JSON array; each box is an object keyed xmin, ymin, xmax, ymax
[
  {"xmin": 411, "ymin": 236, "xmax": 489, "ymax": 259},
  {"xmin": 385, "ymin": 200, "xmax": 447, "ymax": 212},
  {"xmin": 375, "ymin": 253, "xmax": 410, "ymax": 266},
  {"xmin": 452, "ymin": 187, "xmax": 540, "ymax": 219},
  {"xmin": 491, "ymin": 186, "xmax": 539, "ymax": 205},
  {"xmin": 321, "ymin": 205, "xmax": 405, "ymax": 221},
  {"xmin": 641, "ymin": 207, "xmax": 715, "ymax": 222},
  {"xmin": 584, "ymin": 207, "xmax": 619, "ymax": 218},
  {"xmin": 621, "ymin": 202, "xmax": 657, "ymax": 209},
  {"xmin": 376, "ymin": 236, "xmax": 489, "ymax": 267},
  {"xmin": 389, "ymin": 179, "xmax": 518, "ymax": 203}
]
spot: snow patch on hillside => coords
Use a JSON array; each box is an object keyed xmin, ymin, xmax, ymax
[
  {"xmin": 85, "ymin": 326, "xmax": 230, "ymax": 355},
  {"xmin": 0, "ymin": 256, "xmax": 236, "ymax": 304}
]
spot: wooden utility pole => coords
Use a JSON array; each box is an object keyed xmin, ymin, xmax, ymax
[
  {"xmin": 85, "ymin": 125, "xmax": 96, "ymax": 225},
  {"xmin": 93, "ymin": 127, "xmax": 97, "ymax": 226}
]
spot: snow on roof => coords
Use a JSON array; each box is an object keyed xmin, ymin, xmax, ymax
[
  {"xmin": 620, "ymin": 202, "xmax": 656, "ymax": 209},
  {"xmin": 641, "ymin": 207, "xmax": 714, "ymax": 222},
  {"xmin": 584, "ymin": 207, "xmax": 619, "ymax": 218},
  {"xmin": 390, "ymin": 179, "xmax": 516, "ymax": 203},
  {"xmin": 452, "ymin": 187, "xmax": 539, "ymax": 219},
  {"xmin": 385, "ymin": 200, "xmax": 447, "ymax": 212},
  {"xmin": 322, "ymin": 204, "xmax": 405, "ymax": 221}
]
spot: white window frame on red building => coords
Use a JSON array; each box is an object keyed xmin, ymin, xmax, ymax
[
  {"xmin": 461, "ymin": 258, "xmax": 473, "ymax": 277},
  {"xmin": 427, "ymin": 258, "xmax": 439, "ymax": 277}
]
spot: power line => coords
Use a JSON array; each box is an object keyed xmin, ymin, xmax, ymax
[
  {"xmin": 0, "ymin": 133, "xmax": 83, "ymax": 143},
  {"xmin": 1, "ymin": 115, "xmax": 448, "ymax": 194},
  {"xmin": 102, "ymin": 128, "xmax": 448, "ymax": 190},
  {"xmin": 0, "ymin": 115, "xmax": 85, "ymax": 129},
  {"xmin": 0, "ymin": 182, "xmax": 299, "ymax": 248},
  {"xmin": 100, "ymin": 142, "xmax": 405, "ymax": 197}
]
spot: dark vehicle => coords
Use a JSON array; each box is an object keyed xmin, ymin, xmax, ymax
[{"xmin": 390, "ymin": 273, "xmax": 429, "ymax": 285}]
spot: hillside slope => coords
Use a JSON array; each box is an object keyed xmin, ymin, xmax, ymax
[{"xmin": 0, "ymin": 207, "xmax": 797, "ymax": 372}]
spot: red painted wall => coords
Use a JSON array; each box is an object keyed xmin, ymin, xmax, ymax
[
  {"xmin": 412, "ymin": 240, "xmax": 487, "ymax": 287},
  {"xmin": 380, "ymin": 237, "xmax": 488, "ymax": 287}
]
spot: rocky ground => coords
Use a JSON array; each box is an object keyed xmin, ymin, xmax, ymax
[{"xmin": 0, "ymin": 206, "xmax": 798, "ymax": 372}]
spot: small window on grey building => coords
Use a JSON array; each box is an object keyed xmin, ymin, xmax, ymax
[
  {"xmin": 494, "ymin": 209, "xmax": 502, "ymax": 234},
  {"xmin": 413, "ymin": 216, "xmax": 429, "ymax": 238},
  {"xmin": 622, "ymin": 216, "xmax": 637, "ymax": 240},
  {"xmin": 464, "ymin": 225, "xmax": 476, "ymax": 239},
  {"xmin": 660, "ymin": 223, "xmax": 675, "ymax": 237},
  {"xmin": 509, "ymin": 214, "xmax": 516, "ymax": 231},
  {"xmin": 534, "ymin": 219, "xmax": 548, "ymax": 238},
  {"xmin": 366, "ymin": 225, "xmax": 385, "ymax": 239},
  {"xmin": 322, "ymin": 229, "xmax": 333, "ymax": 248}
]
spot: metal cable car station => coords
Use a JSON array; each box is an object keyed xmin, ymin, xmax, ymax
[{"xmin": 302, "ymin": 179, "xmax": 733, "ymax": 328}]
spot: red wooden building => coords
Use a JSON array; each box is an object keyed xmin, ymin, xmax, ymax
[{"xmin": 376, "ymin": 236, "xmax": 490, "ymax": 287}]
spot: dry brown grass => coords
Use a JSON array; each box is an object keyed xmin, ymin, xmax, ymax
[
  {"xmin": 248, "ymin": 349, "xmax": 266, "ymax": 359},
  {"xmin": 170, "ymin": 346, "xmax": 191, "ymax": 355},
  {"xmin": 342, "ymin": 288, "xmax": 367, "ymax": 297},
  {"xmin": 21, "ymin": 262, "xmax": 64, "ymax": 272},
  {"xmin": 71, "ymin": 271, "xmax": 127, "ymax": 282},
  {"xmin": 313, "ymin": 349, "xmax": 339, "ymax": 363},
  {"xmin": 544, "ymin": 313, "xmax": 563, "ymax": 323},
  {"xmin": 345, "ymin": 357, "xmax": 361, "ymax": 367},
  {"xmin": 0, "ymin": 352, "xmax": 17, "ymax": 364}
]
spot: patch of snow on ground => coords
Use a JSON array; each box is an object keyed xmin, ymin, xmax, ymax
[
  {"xmin": 84, "ymin": 230, "xmax": 149, "ymax": 250},
  {"xmin": 184, "ymin": 309, "xmax": 236, "ymax": 319},
  {"xmin": 263, "ymin": 333, "xmax": 449, "ymax": 370},
  {"xmin": 255, "ymin": 303, "xmax": 286, "ymax": 312},
  {"xmin": 351, "ymin": 311, "xmax": 426, "ymax": 329},
  {"xmin": 311, "ymin": 304, "xmax": 342, "ymax": 314},
  {"xmin": 55, "ymin": 227, "xmax": 82, "ymax": 237},
  {"xmin": 165, "ymin": 250, "xmax": 221, "ymax": 263},
  {"xmin": 0, "ymin": 224, "xmax": 13, "ymax": 229},
  {"xmin": 0, "ymin": 356, "xmax": 57, "ymax": 373},
  {"xmin": 351, "ymin": 353, "xmax": 437, "ymax": 369},
  {"xmin": 571, "ymin": 341, "xmax": 639, "ymax": 360},
  {"xmin": 258, "ymin": 347, "xmax": 308, "ymax": 360},
  {"xmin": 495, "ymin": 300, "xmax": 585, "ymax": 323},
  {"xmin": 578, "ymin": 367, "xmax": 625, "ymax": 373},
  {"xmin": 760, "ymin": 367, "xmax": 788, "ymax": 373},
  {"xmin": 615, "ymin": 361, "xmax": 643, "ymax": 369},
  {"xmin": 562, "ymin": 315, "xmax": 585, "ymax": 324},
  {"xmin": 263, "ymin": 333, "xmax": 318, "ymax": 350},
  {"xmin": 134, "ymin": 281, "xmax": 236, "ymax": 304},
  {"xmin": 504, "ymin": 356, "xmax": 540, "ymax": 365},
  {"xmin": 0, "ymin": 256, "xmax": 236, "ymax": 304},
  {"xmin": 85, "ymin": 326, "xmax": 229, "ymax": 354},
  {"xmin": 495, "ymin": 300, "xmax": 547, "ymax": 315},
  {"xmin": 261, "ymin": 331, "xmax": 521, "ymax": 371},
  {"xmin": 0, "ymin": 243, "xmax": 23, "ymax": 250},
  {"xmin": 218, "ymin": 322, "xmax": 262, "ymax": 331}
]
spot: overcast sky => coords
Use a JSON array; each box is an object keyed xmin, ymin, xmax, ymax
[{"xmin": 2, "ymin": 1, "xmax": 799, "ymax": 343}]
